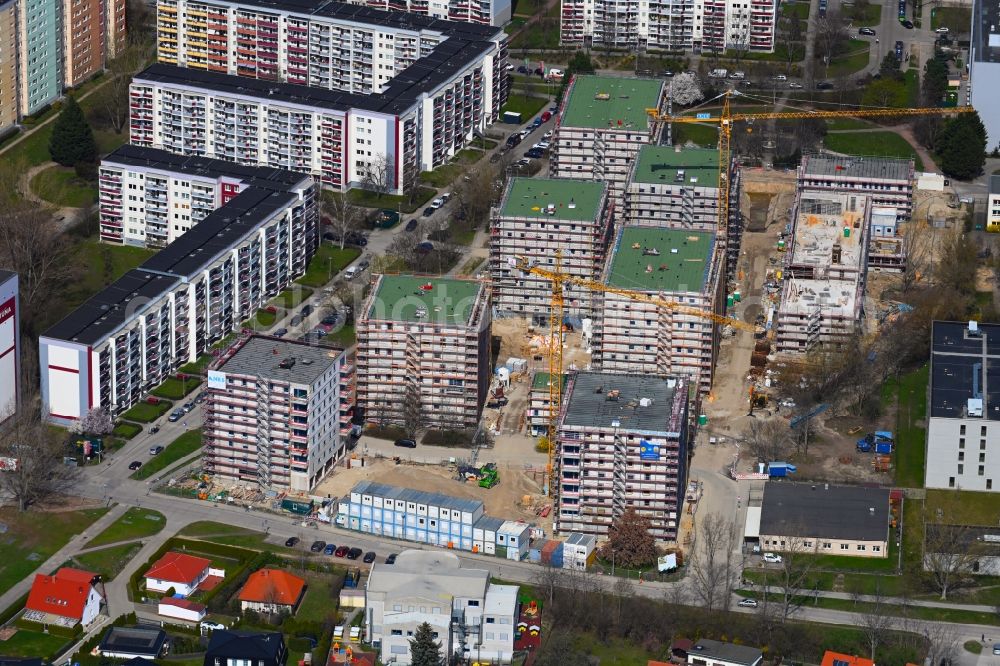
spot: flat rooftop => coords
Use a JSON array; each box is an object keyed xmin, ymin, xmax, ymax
[
  {"xmin": 605, "ymin": 227, "xmax": 714, "ymax": 293},
  {"xmin": 991, "ymin": 174, "xmax": 1000, "ymax": 195},
  {"xmin": 366, "ymin": 275, "xmax": 484, "ymax": 325},
  {"xmin": 972, "ymin": 0, "xmax": 1000, "ymax": 64},
  {"xmin": 500, "ymin": 178, "xmax": 606, "ymax": 222},
  {"xmin": 690, "ymin": 639, "xmax": 763, "ymax": 666},
  {"xmin": 104, "ymin": 145, "xmax": 308, "ymax": 191},
  {"xmin": 531, "ymin": 371, "xmax": 565, "ymax": 391},
  {"xmin": 801, "ymin": 154, "xmax": 913, "ymax": 182},
  {"xmin": 789, "ymin": 193, "xmax": 865, "ymax": 271},
  {"xmin": 759, "ymin": 482, "xmax": 890, "ymax": 542},
  {"xmin": 351, "ymin": 480, "xmax": 484, "ymax": 514},
  {"xmin": 779, "ymin": 277, "xmax": 860, "ymax": 317},
  {"xmin": 631, "ymin": 146, "xmax": 719, "ymax": 188},
  {"xmin": 560, "ymin": 75, "xmax": 663, "ymax": 131},
  {"xmin": 561, "ymin": 371, "xmax": 687, "ymax": 434},
  {"xmin": 930, "ymin": 320, "xmax": 1000, "ymax": 421},
  {"xmin": 215, "ymin": 336, "xmax": 342, "ymax": 385}
]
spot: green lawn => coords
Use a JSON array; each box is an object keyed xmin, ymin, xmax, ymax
[
  {"xmin": 297, "ymin": 246, "xmax": 362, "ymax": 288},
  {"xmin": 150, "ymin": 375, "xmax": 200, "ymax": 400},
  {"xmin": 824, "ymin": 131, "xmax": 922, "ymax": 168},
  {"xmin": 457, "ymin": 256, "xmax": 485, "ymax": 276},
  {"xmin": 120, "ymin": 400, "xmax": 171, "ymax": 423},
  {"xmin": 926, "ymin": 489, "xmax": 1000, "ymax": 525},
  {"xmin": 965, "ymin": 640, "xmax": 984, "ymax": 654},
  {"xmin": 0, "ymin": 629, "xmax": 69, "ymax": 659},
  {"xmin": 242, "ymin": 308, "xmax": 278, "ymax": 331},
  {"xmin": 297, "ymin": 573, "xmax": 341, "ymax": 623},
  {"xmin": 87, "ymin": 507, "xmax": 166, "ymax": 547},
  {"xmin": 500, "ymin": 94, "xmax": 549, "ymax": 122},
  {"xmin": 849, "ymin": 2, "xmax": 882, "ymax": 26},
  {"xmin": 179, "ymin": 521, "xmax": 263, "ymax": 538},
  {"xmin": 71, "ymin": 542, "xmax": 143, "ymax": 581},
  {"xmin": 882, "ymin": 364, "xmax": 928, "ymax": 488},
  {"xmin": 825, "ymin": 117, "xmax": 877, "ymax": 131},
  {"xmin": 674, "ymin": 123, "xmax": 719, "ymax": 146},
  {"xmin": 509, "ymin": 18, "xmax": 560, "ymax": 49},
  {"xmin": 178, "ymin": 354, "xmax": 213, "ymax": 376},
  {"xmin": 931, "ymin": 6, "xmax": 970, "ymax": 32},
  {"xmin": 781, "ymin": 2, "xmax": 810, "ymax": 19},
  {"xmin": 112, "ymin": 422, "xmax": 143, "ymax": 439},
  {"xmin": 826, "ymin": 39, "xmax": 871, "ymax": 77},
  {"xmin": 0, "ymin": 507, "xmax": 108, "ymax": 596},
  {"xmin": 420, "ymin": 163, "xmax": 464, "ymax": 189},
  {"xmin": 270, "ymin": 287, "xmax": 313, "ymax": 310},
  {"xmin": 323, "ymin": 324, "xmax": 356, "ymax": 348},
  {"xmin": 132, "ymin": 429, "xmax": 202, "ymax": 480},
  {"xmin": 30, "ymin": 165, "xmax": 96, "ymax": 208},
  {"xmin": 62, "ymin": 238, "xmax": 156, "ymax": 315},
  {"xmin": 346, "ymin": 186, "xmax": 435, "ymax": 214}
]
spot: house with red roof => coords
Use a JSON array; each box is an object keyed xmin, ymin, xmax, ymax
[
  {"xmin": 24, "ymin": 567, "xmax": 103, "ymax": 626},
  {"xmin": 820, "ymin": 652, "xmax": 875, "ymax": 666},
  {"xmin": 144, "ymin": 551, "xmax": 222, "ymax": 597},
  {"xmin": 238, "ymin": 569, "xmax": 306, "ymax": 614}
]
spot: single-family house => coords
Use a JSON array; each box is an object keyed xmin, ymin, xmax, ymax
[
  {"xmin": 681, "ymin": 639, "xmax": 763, "ymax": 666},
  {"xmin": 24, "ymin": 567, "xmax": 103, "ymax": 627},
  {"xmin": 145, "ymin": 552, "xmax": 221, "ymax": 596},
  {"xmin": 202, "ymin": 630, "xmax": 287, "ymax": 666},
  {"xmin": 238, "ymin": 569, "xmax": 306, "ymax": 614},
  {"xmin": 158, "ymin": 597, "xmax": 207, "ymax": 623},
  {"xmin": 820, "ymin": 652, "xmax": 875, "ymax": 666},
  {"xmin": 98, "ymin": 626, "xmax": 169, "ymax": 660}
]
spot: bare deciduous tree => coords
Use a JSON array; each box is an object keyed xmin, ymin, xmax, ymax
[
  {"xmin": 852, "ymin": 582, "xmax": 896, "ymax": 660},
  {"xmin": 778, "ymin": 16, "xmax": 805, "ymax": 73},
  {"xmin": 815, "ymin": 11, "xmax": 849, "ymax": 78},
  {"xmin": 923, "ymin": 503, "xmax": 984, "ymax": 600},
  {"xmin": 361, "ymin": 153, "xmax": 392, "ymax": 198},
  {"xmin": 743, "ymin": 418, "xmax": 792, "ymax": 462},
  {"xmin": 0, "ymin": 398, "xmax": 79, "ymax": 511},
  {"xmin": 689, "ymin": 512, "xmax": 742, "ymax": 611},
  {"xmin": 773, "ymin": 535, "xmax": 814, "ymax": 622},
  {"xmin": 101, "ymin": 40, "xmax": 155, "ymax": 134},
  {"xmin": 322, "ymin": 192, "xmax": 363, "ymax": 250},
  {"xmin": 401, "ymin": 382, "xmax": 423, "ymax": 439}
]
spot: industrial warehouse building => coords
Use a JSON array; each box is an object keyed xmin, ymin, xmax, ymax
[
  {"xmin": 550, "ymin": 75, "xmax": 666, "ymax": 202},
  {"xmin": 203, "ymin": 336, "xmax": 355, "ymax": 492},
  {"xmin": 39, "ymin": 166, "xmax": 317, "ymax": 425},
  {"xmin": 556, "ymin": 371, "xmax": 690, "ymax": 541},
  {"xmin": 357, "ymin": 275, "xmax": 491, "ymax": 429},
  {"xmin": 757, "ymin": 482, "xmax": 890, "ymax": 558},
  {"xmin": 593, "ymin": 226, "xmax": 723, "ymax": 393},
  {"xmin": 925, "ymin": 321, "xmax": 1000, "ymax": 492},
  {"xmin": 490, "ymin": 177, "xmax": 614, "ymax": 316}
]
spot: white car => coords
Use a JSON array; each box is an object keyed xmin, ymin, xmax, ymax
[
  {"xmin": 788, "ymin": 82, "xmax": 803, "ymax": 89},
  {"xmin": 773, "ymin": 74, "xmax": 787, "ymax": 81},
  {"xmin": 536, "ymin": 141, "xmax": 551, "ymax": 149},
  {"xmin": 542, "ymin": 130, "xmax": 553, "ymax": 140},
  {"xmin": 738, "ymin": 598, "xmax": 759, "ymax": 608},
  {"xmin": 441, "ymin": 192, "xmax": 451, "ymax": 202},
  {"xmin": 935, "ymin": 26, "xmax": 949, "ymax": 33},
  {"xmin": 431, "ymin": 197, "xmax": 445, "ymax": 207},
  {"xmin": 201, "ymin": 621, "xmax": 226, "ymax": 633},
  {"xmin": 505, "ymin": 63, "xmax": 515, "ymax": 71},
  {"xmin": 763, "ymin": 552, "xmax": 783, "ymax": 564}
]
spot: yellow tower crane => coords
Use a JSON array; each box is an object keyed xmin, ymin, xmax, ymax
[
  {"xmin": 645, "ymin": 91, "xmax": 976, "ymax": 235},
  {"xmin": 516, "ymin": 252, "xmax": 758, "ymax": 497}
]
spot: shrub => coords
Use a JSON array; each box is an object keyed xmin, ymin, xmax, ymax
[{"xmin": 165, "ymin": 586, "xmax": 176, "ymax": 597}]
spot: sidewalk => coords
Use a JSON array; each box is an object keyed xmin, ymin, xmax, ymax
[{"xmin": 753, "ymin": 585, "xmax": 997, "ymax": 613}]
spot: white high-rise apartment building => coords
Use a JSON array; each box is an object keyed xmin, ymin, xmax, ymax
[{"xmin": 352, "ymin": 0, "xmax": 511, "ymax": 26}]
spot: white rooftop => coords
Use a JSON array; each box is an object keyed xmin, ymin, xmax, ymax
[
  {"xmin": 367, "ymin": 550, "xmax": 489, "ymax": 601},
  {"xmin": 789, "ymin": 192, "xmax": 866, "ymax": 273},
  {"xmin": 780, "ymin": 277, "xmax": 861, "ymax": 317},
  {"xmin": 483, "ymin": 584, "xmax": 519, "ymax": 616}
]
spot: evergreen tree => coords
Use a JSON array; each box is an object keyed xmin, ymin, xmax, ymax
[
  {"xmin": 936, "ymin": 111, "xmax": 987, "ymax": 180},
  {"xmin": 409, "ymin": 622, "xmax": 442, "ymax": 666},
  {"xmin": 921, "ymin": 56, "xmax": 949, "ymax": 105},
  {"xmin": 49, "ymin": 97, "xmax": 97, "ymax": 167}
]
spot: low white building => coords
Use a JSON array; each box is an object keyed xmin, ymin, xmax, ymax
[
  {"xmin": 562, "ymin": 532, "xmax": 596, "ymax": 570},
  {"xmin": 989, "ymin": 175, "xmax": 1000, "ymax": 233},
  {"xmin": 366, "ymin": 550, "xmax": 518, "ymax": 665},
  {"xmin": 924, "ymin": 525, "xmax": 1000, "ymax": 576},
  {"xmin": 158, "ymin": 597, "xmax": 206, "ymax": 623}
]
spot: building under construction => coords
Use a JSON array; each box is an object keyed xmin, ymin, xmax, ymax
[
  {"xmin": 623, "ymin": 145, "xmax": 743, "ymax": 274},
  {"xmin": 490, "ymin": 177, "xmax": 614, "ymax": 316},
  {"xmin": 203, "ymin": 336, "xmax": 355, "ymax": 491},
  {"xmin": 556, "ymin": 371, "xmax": 690, "ymax": 542},
  {"xmin": 774, "ymin": 191, "xmax": 870, "ymax": 353},
  {"xmin": 550, "ymin": 75, "xmax": 666, "ymax": 202},
  {"xmin": 593, "ymin": 226, "xmax": 724, "ymax": 394},
  {"xmin": 356, "ymin": 275, "xmax": 491, "ymax": 429},
  {"xmin": 798, "ymin": 154, "xmax": 915, "ymax": 219}
]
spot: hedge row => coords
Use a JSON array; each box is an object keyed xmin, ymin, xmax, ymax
[
  {"xmin": 205, "ymin": 551, "xmax": 279, "ymax": 613},
  {"xmin": 0, "ymin": 592, "xmax": 29, "ymax": 626},
  {"xmin": 128, "ymin": 537, "xmax": 258, "ymax": 602},
  {"xmin": 15, "ymin": 617, "xmax": 81, "ymax": 638}
]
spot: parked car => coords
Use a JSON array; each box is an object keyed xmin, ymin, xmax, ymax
[
  {"xmin": 321, "ymin": 314, "xmax": 337, "ymax": 325},
  {"xmin": 901, "ymin": 18, "xmax": 913, "ymax": 28},
  {"xmin": 895, "ymin": 40, "xmax": 904, "ymax": 59},
  {"xmin": 505, "ymin": 133, "xmax": 522, "ymax": 148},
  {"xmin": 290, "ymin": 315, "xmax": 303, "ymax": 326},
  {"xmin": 994, "ymin": 644, "xmax": 1000, "ymax": 656},
  {"xmin": 859, "ymin": 27, "xmax": 876, "ymax": 35},
  {"xmin": 273, "ymin": 327, "xmax": 288, "ymax": 338},
  {"xmin": 415, "ymin": 242, "xmax": 434, "ymax": 254},
  {"xmin": 182, "ymin": 402, "xmax": 195, "ymax": 413},
  {"xmin": 345, "ymin": 231, "xmax": 368, "ymax": 246},
  {"xmin": 394, "ymin": 438, "xmax": 417, "ymax": 448},
  {"xmin": 310, "ymin": 540, "xmax": 326, "ymax": 553},
  {"xmin": 285, "ymin": 537, "xmax": 300, "ymax": 547},
  {"xmin": 363, "ymin": 551, "xmax": 377, "ymax": 563},
  {"xmin": 763, "ymin": 552, "xmax": 783, "ymax": 564},
  {"xmin": 149, "ymin": 445, "xmax": 164, "ymax": 455},
  {"xmin": 540, "ymin": 111, "xmax": 552, "ymax": 123},
  {"xmin": 347, "ymin": 547, "xmax": 363, "ymax": 560},
  {"xmin": 335, "ymin": 545, "xmax": 350, "ymax": 557},
  {"xmin": 738, "ymin": 598, "xmax": 759, "ymax": 608},
  {"xmin": 422, "ymin": 206, "xmax": 436, "ymax": 217},
  {"xmin": 773, "ymin": 74, "xmax": 787, "ymax": 81},
  {"xmin": 385, "ymin": 553, "xmax": 398, "ymax": 564},
  {"xmin": 431, "ymin": 196, "xmax": 445, "ymax": 207},
  {"xmin": 935, "ymin": 26, "xmax": 949, "ymax": 33},
  {"xmin": 788, "ymin": 82, "xmax": 803, "ymax": 89},
  {"xmin": 405, "ymin": 219, "xmax": 419, "ymax": 232},
  {"xmin": 525, "ymin": 148, "xmax": 544, "ymax": 159},
  {"xmin": 816, "ymin": 81, "xmax": 834, "ymax": 90},
  {"xmin": 167, "ymin": 410, "xmax": 183, "ymax": 422},
  {"xmin": 149, "ymin": 425, "xmax": 160, "ymax": 434},
  {"xmin": 128, "ymin": 460, "xmax": 142, "ymax": 470},
  {"xmin": 516, "ymin": 65, "xmax": 528, "ymax": 74},
  {"xmin": 324, "ymin": 543, "xmax": 336, "ymax": 555},
  {"xmin": 542, "ymin": 130, "xmax": 553, "ymax": 140}
]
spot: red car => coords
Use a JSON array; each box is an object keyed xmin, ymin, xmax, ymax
[
  {"xmin": 335, "ymin": 545, "xmax": 350, "ymax": 557},
  {"xmin": 540, "ymin": 111, "xmax": 551, "ymax": 123}
]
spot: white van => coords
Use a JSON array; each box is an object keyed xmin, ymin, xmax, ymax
[{"xmin": 344, "ymin": 264, "xmax": 360, "ymax": 280}]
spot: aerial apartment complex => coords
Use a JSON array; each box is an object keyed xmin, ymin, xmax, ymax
[
  {"xmin": 0, "ymin": 0, "xmax": 126, "ymax": 134},
  {"xmin": 352, "ymin": 0, "xmax": 510, "ymax": 25},
  {"xmin": 925, "ymin": 321, "xmax": 1000, "ymax": 492},
  {"xmin": 99, "ymin": 145, "xmax": 316, "ymax": 247},
  {"xmin": 141, "ymin": 0, "xmax": 509, "ymax": 193},
  {"xmin": 356, "ymin": 275, "xmax": 491, "ymax": 429},
  {"xmin": 204, "ymin": 336, "xmax": 354, "ymax": 491},
  {"xmin": 490, "ymin": 177, "xmax": 613, "ymax": 316},
  {"xmin": 774, "ymin": 190, "xmax": 869, "ymax": 353},
  {"xmin": 624, "ymin": 145, "xmax": 742, "ymax": 274},
  {"xmin": 550, "ymin": 75, "xmax": 666, "ymax": 201},
  {"xmin": 594, "ymin": 226, "xmax": 724, "ymax": 394},
  {"xmin": 559, "ymin": 0, "xmax": 777, "ymax": 53},
  {"xmin": 39, "ymin": 166, "xmax": 318, "ymax": 425},
  {"xmin": 556, "ymin": 371, "xmax": 690, "ymax": 541}
]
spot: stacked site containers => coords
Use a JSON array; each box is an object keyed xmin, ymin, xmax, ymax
[
  {"xmin": 497, "ymin": 521, "xmax": 531, "ymax": 561},
  {"xmin": 473, "ymin": 516, "xmax": 504, "ymax": 555},
  {"xmin": 541, "ymin": 540, "xmax": 564, "ymax": 567}
]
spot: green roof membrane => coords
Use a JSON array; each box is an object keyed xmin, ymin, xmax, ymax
[
  {"xmin": 560, "ymin": 75, "xmax": 664, "ymax": 131},
  {"xmin": 606, "ymin": 227, "xmax": 715, "ymax": 293},
  {"xmin": 531, "ymin": 371, "xmax": 567, "ymax": 390},
  {"xmin": 369, "ymin": 275, "xmax": 484, "ymax": 325},
  {"xmin": 632, "ymin": 146, "xmax": 720, "ymax": 187},
  {"xmin": 500, "ymin": 178, "xmax": 606, "ymax": 222}
]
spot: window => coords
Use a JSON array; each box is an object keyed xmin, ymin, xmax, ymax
[
  {"xmin": 822, "ymin": 542, "xmax": 832, "ymax": 549},
  {"xmin": 857, "ymin": 544, "xmax": 866, "ymax": 551},
  {"xmin": 873, "ymin": 545, "xmax": 881, "ymax": 552},
  {"xmin": 391, "ymin": 630, "xmax": 402, "ymax": 636},
  {"xmin": 468, "ymin": 600, "xmax": 479, "ymax": 607},
  {"xmin": 840, "ymin": 543, "xmax": 849, "ymax": 550},
  {"xmin": 959, "ymin": 452, "xmax": 965, "ymax": 461},
  {"xmin": 949, "ymin": 476, "xmax": 956, "ymax": 487},
  {"xmin": 981, "ymin": 465, "xmax": 986, "ymax": 476},
  {"xmin": 959, "ymin": 464, "xmax": 964, "ymax": 474},
  {"xmin": 989, "ymin": 479, "xmax": 994, "ymax": 490},
  {"xmin": 982, "ymin": 426, "xmax": 988, "ymax": 436},
  {"xmin": 486, "ymin": 617, "xmax": 495, "ymax": 624}
]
